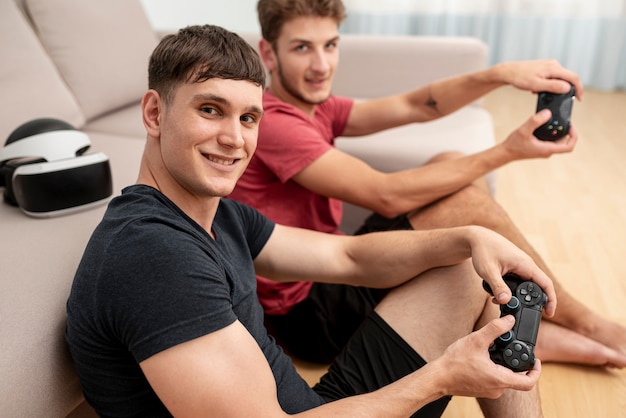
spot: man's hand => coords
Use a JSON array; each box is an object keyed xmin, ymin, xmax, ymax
[
  {"xmin": 434, "ymin": 315, "xmax": 542, "ymax": 399},
  {"xmin": 494, "ymin": 59, "xmax": 584, "ymax": 100},
  {"xmin": 500, "ymin": 108, "xmax": 578, "ymax": 161},
  {"xmin": 464, "ymin": 226, "xmax": 557, "ymax": 317}
]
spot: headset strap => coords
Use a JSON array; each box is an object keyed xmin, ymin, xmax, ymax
[{"xmin": 0, "ymin": 130, "xmax": 91, "ymax": 163}]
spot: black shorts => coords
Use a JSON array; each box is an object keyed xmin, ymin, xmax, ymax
[
  {"xmin": 313, "ymin": 311, "xmax": 451, "ymax": 417},
  {"xmin": 265, "ymin": 282, "xmax": 389, "ymax": 363},
  {"xmin": 268, "ymin": 213, "xmax": 451, "ymax": 416},
  {"xmin": 265, "ymin": 212, "xmax": 413, "ymax": 363}
]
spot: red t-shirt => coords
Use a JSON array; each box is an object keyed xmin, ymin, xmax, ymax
[{"xmin": 229, "ymin": 90, "xmax": 354, "ymax": 315}]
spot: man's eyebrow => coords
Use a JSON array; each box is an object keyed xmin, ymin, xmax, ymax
[
  {"xmin": 192, "ymin": 93, "xmax": 263, "ymax": 115},
  {"xmin": 192, "ymin": 93, "xmax": 228, "ymax": 104},
  {"xmin": 289, "ymin": 35, "xmax": 340, "ymax": 45},
  {"xmin": 249, "ymin": 105, "xmax": 264, "ymax": 116}
]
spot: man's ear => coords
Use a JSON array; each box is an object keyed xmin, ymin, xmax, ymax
[
  {"xmin": 142, "ymin": 89, "xmax": 162, "ymax": 139},
  {"xmin": 259, "ymin": 39, "xmax": 277, "ymax": 73}
]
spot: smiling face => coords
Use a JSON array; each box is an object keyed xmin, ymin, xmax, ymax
[
  {"xmin": 141, "ymin": 77, "xmax": 264, "ymax": 216},
  {"xmin": 262, "ymin": 16, "xmax": 340, "ymax": 115}
]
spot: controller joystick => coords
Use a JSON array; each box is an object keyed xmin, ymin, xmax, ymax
[{"xmin": 482, "ymin": 274, "xmax": 548, "ymax": 372}]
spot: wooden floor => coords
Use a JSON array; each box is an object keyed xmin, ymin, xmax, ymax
[
  {"xmin": 441, "ymin": 86, "xmax": 626, "ymax": 417},
  {"xmin": 293, "ymin": 86, "xmax": 626, "ymax": 417}
]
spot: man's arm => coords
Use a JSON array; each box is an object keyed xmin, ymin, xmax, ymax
[
  {"xmin": 139, "ymin": 315, "xmax": 542, "ymax": 417},
  {"xmin": 140, "ymin": 224, "xmax": 555, "ymax": 416},
  {"xmin": 294, "ymin": 109, "xmax": 576, "ymax": 217},
  {"xmin": 343, "ymin": 59, "xmax": 583, "ymax": 136},
  {"xmin": 255, "ymin": 224, "xmax": 557, "ymax": 313}
]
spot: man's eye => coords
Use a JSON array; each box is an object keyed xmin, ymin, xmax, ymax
[
  {"xmin": 241, "ymin": 114, "xmax": 256, "ymax": 124},
  {"xmin": 201, "ymin": 106, "xmax": 217, "ymax": 115}
]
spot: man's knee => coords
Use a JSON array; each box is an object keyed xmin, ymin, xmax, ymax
[
  {"xmin": 444, "ymin": 184, "xmax": 511, "ymax": 228},
  {"xmin": 375, "ymin": 260, "xmax": 493, "ymax": 361},
  {"xmin": 409, "ymin": 183, "xmax": 512, "ymax": 231}
]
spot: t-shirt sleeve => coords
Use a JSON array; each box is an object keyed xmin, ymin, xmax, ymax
[{"xmin": 219, "ymin": 198, "xmax": 275, "ymax": 260}]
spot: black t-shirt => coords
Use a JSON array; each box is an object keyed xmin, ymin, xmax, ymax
[{"xmin": 66, "ymin": 185, "xmax": 323, "ymax": 417}]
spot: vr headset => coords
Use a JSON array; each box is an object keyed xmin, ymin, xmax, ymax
[{"xmin": 0, "ymin": 118, "xmax": 112, "ymax": 217}]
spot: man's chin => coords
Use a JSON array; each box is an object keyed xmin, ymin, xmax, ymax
[
  {"xmin": 210, "ymin": 180, "xmax": 238, "ymax": 198},
  {"xmin": 303, "ymin": 92, "xmax": 331, "ymax": 106}
]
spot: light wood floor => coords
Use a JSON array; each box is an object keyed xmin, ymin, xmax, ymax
[
  {"xmin": 293, "ymin": 86, "xmax": 626, "ymax": 417},
  {"xmin": 441, "ymin": 86, "xmax": 626, "ymax": 417}
]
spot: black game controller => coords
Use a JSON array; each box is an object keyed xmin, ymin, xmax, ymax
[
  {"xmin": 533, "ymin": 84, "xmax": 575, "ymax": 141},
  {"xmin": 482, "ymin": 274, "xmax": 547, "ymax": 372}
]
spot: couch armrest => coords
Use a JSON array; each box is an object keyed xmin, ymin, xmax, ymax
[{"xmin": 333, "ymin": 35, "xmax": 488, "ymax": 99}]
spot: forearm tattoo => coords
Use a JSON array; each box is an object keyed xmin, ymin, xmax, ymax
[{"xmin": 425, "ymin": 85, "xmax": 440, "ymax": 113}]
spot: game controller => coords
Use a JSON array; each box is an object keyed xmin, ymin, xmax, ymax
[
  {"xmin": 482, "ymin": 274, "xmax": 547, "ymax": 372},
  {"xmin": 533, "ymin": 84, "xmax": 575, "ymax": 141}
]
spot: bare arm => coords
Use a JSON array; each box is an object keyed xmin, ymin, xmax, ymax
[
  {"xmin": 139, "ymin": 319, "xmax": 446, "ymax": 417},
  {"xmin": 140, "ymin": 315, "xmax": 543, "ymax": 417},
  {"xmin": 343, "ymin": 59, "xmax": 583, "ymax": 137},
  {"xmin": 255, "ymin": 224, "xmax": 557, "ymax": 314},
  {"xmin": 295, "ymin": 110, "xmax": 577, "ymax": 218}
]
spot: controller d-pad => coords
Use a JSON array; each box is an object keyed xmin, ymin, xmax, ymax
[{"xmin": 517, "ymin": 282, "xmax": 542, "ymax": 306}]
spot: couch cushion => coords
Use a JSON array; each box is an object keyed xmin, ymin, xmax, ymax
[
  {"xmin": 0, "ymin": 0, "xmax": 84, "ymax": 142},
  {"xmin": 83, "ymin": 103, "xmax": 146, "ymax": 138},
  {"xmin": 24, "ymin": 0, "xmax": 158, "ymax": 121}
]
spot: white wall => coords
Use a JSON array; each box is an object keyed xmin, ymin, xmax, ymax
[{"xmin": 140, "ymin": 0, "xmax": 260, "ymax": 33}]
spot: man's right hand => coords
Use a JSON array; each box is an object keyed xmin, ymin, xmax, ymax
[
  {"xmin": 433, "ymin": 315, "xmax": 542, "ymax": 399},
  {"xmin": 501, "ymin": 108, "xmax": 578, "ymax": 161}
]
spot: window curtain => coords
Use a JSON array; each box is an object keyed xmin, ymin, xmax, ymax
[{"xmin": 341, "ymin": 0, "xmax": 626, "ymax": 90}]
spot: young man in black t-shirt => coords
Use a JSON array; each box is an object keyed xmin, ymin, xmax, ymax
[{"xmin": 66, "ymin": 24, "xmax": 556, "ymax": 417}]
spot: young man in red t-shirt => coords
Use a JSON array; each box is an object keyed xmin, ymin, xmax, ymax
[{"xmin": 229, "ymin": 0, "xmax": 626, "ymax": 368}]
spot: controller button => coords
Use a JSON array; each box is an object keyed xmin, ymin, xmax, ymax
[
  {"xmin": 511, "ymin": 359, "xmax": 520, "ymax": 367},
  {"xmin": 499, "ymin": 331, "xmax": 513, "ymax": 342},
  {"xmin": 514, "ymin": 343, "xmax": 523, "ymax": 352},
  {"xmin": 506, "ymin": 296, "xmax": 520, "ymax": 310},
  {"xmin": 521, "ymin": 353, "xmax": 529, "ymax": 361},
  {"xmin": 504, "ymin": 348, "xmax": 513, "ymax": 357},
  {"xmin": 520, "ymin": 288, "xmax": 528, "ymax": 295},
  {"xmin": 525, "ymin": 294, "xmax": 532, "ymax": 302}
]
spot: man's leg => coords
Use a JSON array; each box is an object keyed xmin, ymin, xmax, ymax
[
  {"xmin": 375, "ymin": 260, "xmax": 543, "ymax": 417},
  {"xmin": 406, "ymin": 153, "xmax": 626, "ymax": 367}
]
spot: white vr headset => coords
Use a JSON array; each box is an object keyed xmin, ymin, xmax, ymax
[{"xmin": 0, "ymin": 118, "xmax": 112, "ymax": 217}]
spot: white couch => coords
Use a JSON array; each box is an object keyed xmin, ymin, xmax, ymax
[{"xmin": 0, "ymin": 0, "xmax": 496, "ymax": 416}]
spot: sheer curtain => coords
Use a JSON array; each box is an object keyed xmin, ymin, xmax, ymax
[{"xmin": 342, "ymin": 0, "xmax": 626, "ymax": 90}]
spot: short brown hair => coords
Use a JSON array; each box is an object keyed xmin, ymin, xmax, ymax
[
  {"xmin": 148, "ymin": 25, "xmax": 266, "ymax": 104},
  {"xmin": 257, "ymin": 0, "xmax": 347, "ymax": 45}
]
